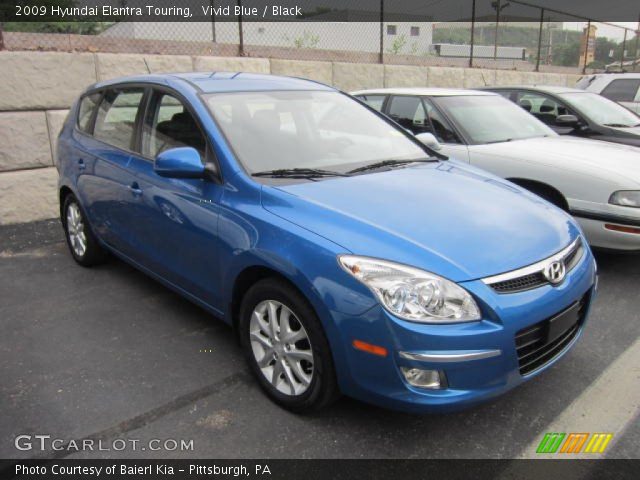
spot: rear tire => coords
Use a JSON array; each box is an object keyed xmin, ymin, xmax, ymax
[
  {"xmin": 62, "ymin": 194, "xmax": 107, "ymax": 267},
  {"xmin": 239, "ymin": 278, "xmax": 340, "ymax": 413}
]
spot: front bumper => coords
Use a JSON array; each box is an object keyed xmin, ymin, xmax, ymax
[
  {"xmin": 572, "ymin": 210, "xmax": 640, "ymax": 252},
  {"xmin": 329, "ymin": 245, "xmax": 597, "ymax": 414}
]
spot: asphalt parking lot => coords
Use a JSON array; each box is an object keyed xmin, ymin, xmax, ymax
[{"xmin": 1, "ymin": 219, "xmax": 638, "ymax": 460}]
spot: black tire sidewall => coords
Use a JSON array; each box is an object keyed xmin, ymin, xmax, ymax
[{"xmin": 239, "ymin": 278, "xmax": 338, "ymax": 412}]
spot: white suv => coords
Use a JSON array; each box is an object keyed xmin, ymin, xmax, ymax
[{"xmin": 576, "ymin": 73, "xmax": 640, "ymax": 114}]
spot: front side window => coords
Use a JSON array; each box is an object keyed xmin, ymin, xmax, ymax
[
  {"xmin": 388, "ymin": 96, "xmax": 430, "ymax": 135},
  {"xmin": 205, "ymin": 90, "xmax": 428, "ymax": 173},
  {"xmin": 560, "ymin": 92, "xmax": 640, "ymax": 127},
  {"xmin": 93, "ymin": 89, "xmax": 144, "ymax": 151},
  {"xmin": 142, "ymin": 92, "xmax": 206, "ymax": 159},
  {"xmin": 516, "ymin": 92, "xmax": 573, "ymax": 126},
  {"xmin": 77, "ymin": 92, "xmax": 101, "ymax": 133},
  {"xmin": 601, "ymin": 79, "xmax": 640, "ymax": 103},
  {"xmin": 423, "ymin": 98, "xmax": 460, "ymax": 144},
  {"xmin": 432, "ymin": 95, "xmax": 555, "ymax": 145}
]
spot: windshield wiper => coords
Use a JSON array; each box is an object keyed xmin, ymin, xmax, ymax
[
  {"xmin": 603, "ymin": 123, "xmax": 639, "ymax": 128},
  {"xmin": 347, "ymin": 158, "xmax": 436, "ymax": 174},
  {"xmin": 484, "ymin": 138, "xmax": 514, "ymax": 144},
  {"xmin": 252, "ymin": 168, "xmax": 350, "ymax": 179}
]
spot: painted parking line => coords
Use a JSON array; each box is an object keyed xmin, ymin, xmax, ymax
[{"xmin": 518, "ymin": 337, "xmax": 640, "ymax": 459}]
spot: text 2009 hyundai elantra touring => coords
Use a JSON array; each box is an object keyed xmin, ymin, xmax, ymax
[{"xmin": 57, "ymin": 72, "xmax": 596, "ymax": 413}]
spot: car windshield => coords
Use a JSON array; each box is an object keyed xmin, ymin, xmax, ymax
[
  {"xmin": 432, "ymin": 95, "xmax": 555, "ymax": 144},
  {"xmin": 204, "ymin": 90, "xmax": 429, "ymax": 173},
  {"xmin": 560, "ymin": 92, "xmax": 640, "ymax": 127}
]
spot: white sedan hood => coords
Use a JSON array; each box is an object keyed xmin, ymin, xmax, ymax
[{"xmin": 469, "ymin": 136, "xmax": 640, "ymax": 187}]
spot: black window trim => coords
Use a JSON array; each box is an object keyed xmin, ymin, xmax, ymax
[{"xmin": 73, "ymin": 81, "xmax": 222, "ymax": 184}]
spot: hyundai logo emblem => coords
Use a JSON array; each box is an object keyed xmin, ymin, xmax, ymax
[{"xmin": 544, "ymin": 260, "xmax": 566, "ymax": 285}]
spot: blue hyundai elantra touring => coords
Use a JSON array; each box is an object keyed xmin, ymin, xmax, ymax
[{"xmin": 57, "ymin": 72, "xmax": 597, "ymax": 413}]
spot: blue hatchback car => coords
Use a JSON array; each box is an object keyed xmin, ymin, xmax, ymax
[{"xmin": 57, "ymin": 72, "xmax": 597, "ymax": 413}]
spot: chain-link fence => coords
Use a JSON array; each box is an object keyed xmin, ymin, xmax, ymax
[{"xmin": 1, "ymin": 0, "xmax": 638, "ymax": 73}]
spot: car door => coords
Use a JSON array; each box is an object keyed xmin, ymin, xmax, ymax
[
  {"xmin": 600, "ymin": 78, "xmax": 640, "ymax": 114},
  {"xmin": 78, "ymin": 87, "xmax": 146, "ymax": 257},
  {"xmin": 385, "ymin": 95, "xmax": 469, "ymax": 161},
  {"xmin": 125, "ymin": 88, "xmax": 225, "ymax": 307}
]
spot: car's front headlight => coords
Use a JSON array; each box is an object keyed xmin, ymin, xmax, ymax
[
  {"xmin": 609, "ymin": 190, "xmax": 640, "ymax": 208},
  {"xmin": 338, "ymin": 255, "xmax": 481, "ymax": 324}
]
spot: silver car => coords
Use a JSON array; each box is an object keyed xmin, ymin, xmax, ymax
[
  {"xmin": 577, "ymin": 73, "xmax": 640, "ymax": 114},
  {"xmin": 353, "ymin": 88, "xmax": 640, "ymax": 252}
]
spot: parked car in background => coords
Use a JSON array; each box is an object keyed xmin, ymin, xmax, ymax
[
  {"xmin": 576, "ymin": 73, "xmax": 640, "ymax": 114},
  {"xmin": 353, "ymin": 88, "xmax": 640, "ymax": 252},
  {"xmin": 482, "ymin": 86, "xmax": 640, "ymax": 147},
  {"xmin": 57, "ymin": 73, "xmax": 597, "ymax": 414}
]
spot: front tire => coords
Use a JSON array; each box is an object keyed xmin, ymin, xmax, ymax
[
  {"xmin": 239, "ymin": 278, "xmax": 340, "ymax": 413},
  {"xmin": 62, "ymin": 194, "xmax": 107, "ymax": 267}
]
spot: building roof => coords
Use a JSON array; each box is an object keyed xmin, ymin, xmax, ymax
[{"xmin": 351, "ymin": 87, "xmax": 496, "ymax": 96}]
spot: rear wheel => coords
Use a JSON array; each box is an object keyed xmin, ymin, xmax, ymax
[
  {"xmin": 62, "ymin": 194, "xmax": 107, "ymax": 267},
  {"xmin": 239, "ymin": 278, "xmax": 340, "ymax": 412}
]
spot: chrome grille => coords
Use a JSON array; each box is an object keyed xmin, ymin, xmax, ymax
[{"xmin": 483, "ymin": 238, "xmax": 584, "ymax": 294}]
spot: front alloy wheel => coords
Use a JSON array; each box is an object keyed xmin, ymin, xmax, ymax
[
  {"xmin": 249, "ymin": 300, "xmax": 314, "ymax": 396},
  {"xmin": 239, "ymin": 278, "xmax": 339, "ymax": 412}
]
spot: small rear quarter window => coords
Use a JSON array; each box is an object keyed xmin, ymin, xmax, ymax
[{"xmin": 77, "ymin": 92, "xmax": 101, "ymax": 134}]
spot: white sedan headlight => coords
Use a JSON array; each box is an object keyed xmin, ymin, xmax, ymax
[
  {"xmin": 609, "ymin": 190, "xmax": 640, "ymax": 208},
  {"xmin": 339, "ymin": 255, "xmax": 481, "ymax": 323}
]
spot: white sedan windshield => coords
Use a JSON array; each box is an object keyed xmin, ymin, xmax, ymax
[
  {"xmin": 205, "ymin": 90, "xmax": 428, "ymax": 173},
  {"xmin": 433, "ymin": 95, "xmax": 555, "ymax": 144}
]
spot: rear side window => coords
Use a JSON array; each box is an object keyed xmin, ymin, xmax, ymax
[
  {"xmin": 357, "ymin": 95, "xmax": 386, "ymax": 112},
  {"xmin": 601, "ymin": 79, "xmax": 640, "ymax": 102},
  {"xmin": 94, "ymin": 88, "xmax": 145, "ymax": 151},
  {"xmin": 77, "ymin": 93, "xmax": 101, "ymax": 133}
]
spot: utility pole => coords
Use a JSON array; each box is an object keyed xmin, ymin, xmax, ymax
[
  {"xmin": 535, "ymin": 8, "xmax": 544, "ymax": 71},
  {"xmin": 620, "ymin": 28, "xmax": 627, "ymax": 71},
  {"xmin": 492, "ymin": 1, "xmax": 510, "ymax": 62},
  {"xmin": 379, "ymin": 0, "xmax": 384, "ymax": 64},
  {"xmin": 469, "ymin": 0, "xmax": 476, "ymax": 67}
]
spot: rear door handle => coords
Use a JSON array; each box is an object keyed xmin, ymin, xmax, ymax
[{"xmin": 129, "ymin": 182, "xmax": 143, "ymax": 197}]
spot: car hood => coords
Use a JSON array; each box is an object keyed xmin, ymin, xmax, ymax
[
  {"xmin": 261, "ymin": 161, "xmax": 579, "ymax": 282},
  {"xmin": 471, "ymin": 136, "xmax": 640, "ymax": 185}
]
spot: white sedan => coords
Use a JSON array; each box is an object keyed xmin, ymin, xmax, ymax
[{"xmin": 352, "ymin": 88, "xmax": 640, "ymax": 251}]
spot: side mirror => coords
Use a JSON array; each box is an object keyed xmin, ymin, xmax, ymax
[
  {"xmin": 415, "ymin": 132, "xmax": 442, "ymax": 151},
  {"xmin": 555, "ymin": 114, "xmax": 579, "ymax": 127},
  {"xmin": 154, "ymin": 147, "xmax": 204, "ymax": 179}
]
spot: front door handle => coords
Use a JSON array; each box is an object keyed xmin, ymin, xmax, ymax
[
  {"xmin": 78, "ymin": 159, "xmax": 86, "ymax": 171},
  {"xmin": 129, "ymin": 182, "xmax": 143, "ymax": 197}
]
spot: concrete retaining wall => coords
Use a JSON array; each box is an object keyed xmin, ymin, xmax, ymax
[{"xmin": 0, "ymin": 51, "xmax": 582, "ymax": 225}]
